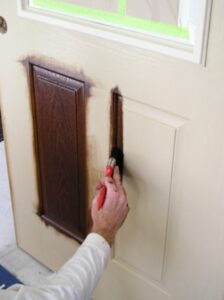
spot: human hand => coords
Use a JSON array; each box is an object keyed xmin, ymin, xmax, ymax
[{"xmin": 91, "ymin": 166, "xmax": 129, "ymax": 246}]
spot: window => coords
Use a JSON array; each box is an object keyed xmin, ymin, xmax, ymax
[{"xmin": 18, "ymin": 0, "xmax": 212, "ymax": 64}]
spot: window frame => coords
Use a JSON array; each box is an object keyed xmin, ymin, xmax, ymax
[{"xmin": 17, "ymin": 0, "xmax": 212, "ymax": 64}]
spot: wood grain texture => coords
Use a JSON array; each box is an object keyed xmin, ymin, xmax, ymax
[{"xmin": 30, "ymin": 63, "xmax": 87, "ymax": 242}]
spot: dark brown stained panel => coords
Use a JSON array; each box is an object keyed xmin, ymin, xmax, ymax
[{"xmin": 30, "ymin": 64, "xmax": 87, "ymax": 242}]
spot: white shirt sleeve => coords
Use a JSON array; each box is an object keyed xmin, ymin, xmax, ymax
[{"xmin": 0, "ymin": 233, "xmax": 111, "ymax": 300}]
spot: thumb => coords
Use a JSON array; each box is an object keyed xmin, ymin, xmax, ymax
[{"xmin": 104, "ymin": 176, "xmax": 116, "ymax": 191}]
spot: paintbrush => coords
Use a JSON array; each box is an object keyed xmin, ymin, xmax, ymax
[
  {"xmin": 97, "ymin": 147, "xmax": 124, "ymax": 209},
  {"xmin": 97, "ymin": 89, "xmax": 124, "ymax": 209}
]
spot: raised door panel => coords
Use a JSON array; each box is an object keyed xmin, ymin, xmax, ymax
[
  {"xmin": 94, "ymin": 98, "xmax": 186, "ymax": 300},
  {"xmin": 30, "ymin": 63, "xmax": 88, "ymax": 242}
]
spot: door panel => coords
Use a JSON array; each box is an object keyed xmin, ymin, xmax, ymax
[
  {"xmin": 95, "ymin": 260, "xmax": 170, "ymax": 300},
  {"xmin": 30, "ymin": 62, "xmax": 88, "ymax": 242},
  {"xmin": 1, "ymin": 1, "xmax": 224, "ymax": 300},
  {"xmin": 94, "ymin": 99, "xmax": 186, "ymax": 299},
  {"xmin": 116, "ymin": 101, "xmax": 177, "ymax": 282}
]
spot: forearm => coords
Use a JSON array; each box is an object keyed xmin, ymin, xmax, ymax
[
  {"xmin": 2, "ymin": 233, "xmax": 110, "ymax": 300},
  {"xmin": 47, "ymin": 233, "xmax": 111, "ymax": 299}
]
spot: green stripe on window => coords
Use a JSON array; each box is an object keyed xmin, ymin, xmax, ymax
[
  {"xmin": 31, "ymin": 0, "xmax": 189, "ymax": 39},
  {"xmin": 117, "ymin": 0, "xmax": 127, "ymax": 16}
]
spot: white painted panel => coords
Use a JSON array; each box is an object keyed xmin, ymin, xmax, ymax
[
  {"xmin": 127, "ymin": 0, "xmax": 180, "ymax": 25},
  {"xmin": 114, "ymin": 101, "xmax": 176, "ymax": 281}
]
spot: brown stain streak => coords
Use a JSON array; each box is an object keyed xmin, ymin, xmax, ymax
[
  {"xmin": 20, "ymin": 56, "xmax": 93, "ymax": 98},
  {"xmin": 110, "ymin": 87, "xmax": 124, "ymax": 176}
]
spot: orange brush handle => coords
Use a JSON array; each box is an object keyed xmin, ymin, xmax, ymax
[
  {"xmin": 97, "ymin": 186, "xmax": 107, "ymax": 210},
  {"xmin": 97, "ymin": 165, "xmax": 114, "ymax": 209}
]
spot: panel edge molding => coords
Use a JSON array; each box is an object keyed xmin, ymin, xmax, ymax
[
  {"xmin": 112, "ymin": 253, "xmax": 171, "ymax": 299},
  {"xmin": 124, "ymin": 97, "xmax": 188, "ymax": 128}
]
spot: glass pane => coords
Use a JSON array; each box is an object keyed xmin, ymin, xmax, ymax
[
  {"xmin": 126, "ymin": 0, "xmax": 180, "ymax": 25},
  {"xmin": 30, "ymin": 0, "xmax": 188, "ymax": 39},
  {"xmin": 54, "ymin": 0, "xmax": 117, "ymax": 12}
]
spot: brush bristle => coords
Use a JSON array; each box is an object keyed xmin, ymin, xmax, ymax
[{"xmin": 110, "ymin": 147, "xmax": 124, "ymax": 177}]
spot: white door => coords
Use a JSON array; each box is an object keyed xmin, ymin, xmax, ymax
[{"xmin": 1, "ymin": 1, "xmax": 224, "ymax": 299}]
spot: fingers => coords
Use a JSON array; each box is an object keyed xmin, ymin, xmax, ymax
[
  {"xmin": 96, "ymin": 178, "xmax": 104, "ymax": 190},
  {"xmin": 96, "ymin": 166, "xmax": 122, "ymax": 190}
]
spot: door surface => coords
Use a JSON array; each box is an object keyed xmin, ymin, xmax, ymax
[
  {"xmin": 0, "ymin": 109, "xmax": 3, "ymax": 142},
  {"xmin": 1, "ymin": 1, "xmax": 224, "ymax": 300}
]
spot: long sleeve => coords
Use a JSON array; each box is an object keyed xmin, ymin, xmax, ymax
[{"xmin": 0, "ymin": 233, "xmax": 111, "ymax": 300}]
